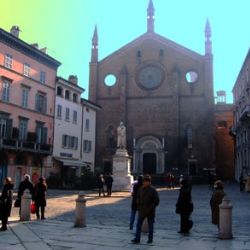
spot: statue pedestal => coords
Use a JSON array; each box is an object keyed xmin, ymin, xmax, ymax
[{"xmin": 112, "ymin": 149, "xmax": 133, "ymax": 191}]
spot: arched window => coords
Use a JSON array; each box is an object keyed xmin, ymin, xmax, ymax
[
  {"xmin": 57, "ymin": 86, "xmax": 63, "ymax": 96},
  {"xmin": 65, "ymin": 90, "xmax": 70, "ymax": 100},
  {"xmin": 186, "ymin": 126, "xmax": 193, "ymax": 149},
  {"xmin": 73, "ymin": 93, "xmax": 78, "ymax": 103}
]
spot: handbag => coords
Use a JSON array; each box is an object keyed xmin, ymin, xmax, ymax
[
  {"xmin": 14, "ymin": 198, "xmax": 21, "ymax": 207},
  {"xmin": 30, "ymin": 202, "xmax": 36, "ymax": 214}
]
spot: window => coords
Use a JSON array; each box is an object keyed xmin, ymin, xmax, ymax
[
  {"xmin": 4, "ymin": 54, "xmax": 12, "ymax": 69},
  {"xmin": 65, "ymin": 108, "xmax": 70, "ymax": 121},
  {"xmin": 62, "ymin": 135, "xmax": 78, "ymax": 149},
  {"xmin": 35, "ymin": 93, "xmax": 47, "ymax": 113},
  {"xmin": 65, "ymin": 90, "xmax": 70, "ymax": 100},
  {"xmin": 21, "ymin": 87, "xmax": 29, "ymax": 108},
  {"xmin": 0, "ymin": 118, "xmax": 7, "ymax": 138},
  {"xmin": 19, "ymin": 119, "xmax": 28, "ymax": 140},
  {"xmin": 73, "ymin": 93, "xmax": 78, "ymax": 103},
  {"xmin": 85, "ymin": 119, "xmax": 89, "ymax": 131},
  {"xmin": 0, "ymin": 116, "xmax": 12, "ymax": 139},
  {"xmin": 40, "ymin": 71, "xmax": 46, "ymax": 84},
  {"xmin": 186, "ymin": 126, "xmax": 192, "ymax": 149},
  {"xmin": 57, "ymin": 86, "xmax": 63, "ymax": 96},
  {"xmin": 36, "ymin": 123, "xmax": 47, "ymax": 144},
  {"xmin": 73, "ymin": 111, "xmax": 77, "ymax": 124},
  {"xmin": 23, "ymin": 63, "xmax": 30, "ymax": 77},
  {"xmin": 57, "ymin": 104, "xmax": 62, "ymax": 119},
  {"xmin": 83, "ymin": 140, "xmax": 92, "ymax": 153},
  {"xmin": 2, "ymin": 80, "xmax": 10, "ymax": 102}
]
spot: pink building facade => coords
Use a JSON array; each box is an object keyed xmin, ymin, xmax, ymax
[{"xmin": 0, "ymin": 26, "xmax": 61, "ymax": 187}]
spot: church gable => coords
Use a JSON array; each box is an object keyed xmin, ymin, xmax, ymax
[{"xmin": 97, "ymin": 35, "xmax": 205, "ymax": 99}]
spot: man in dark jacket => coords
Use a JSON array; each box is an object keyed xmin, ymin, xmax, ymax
[
  {"xmin": 131, "ymin": 175, "xmax": 160, "ymax": 244},
  {"xmin": 106, "ymin": 173, "xmax": 113, "ymax": 197},
  {"xmin": 0, "ymin": 177, "xmax": 13, "ymax": 231}
]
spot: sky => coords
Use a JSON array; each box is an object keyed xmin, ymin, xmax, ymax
[{"xmin": 0, "ymin": 0, "xmax": 249, "ymax": 103}]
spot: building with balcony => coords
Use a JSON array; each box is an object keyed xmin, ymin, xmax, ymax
[
  {"xmin": 0, "ymin": 26, "xmax": 61, "ymax": 187},
  {"xmin": 232, "ymin": 49, "xmax": 250, "ymax": 181}
]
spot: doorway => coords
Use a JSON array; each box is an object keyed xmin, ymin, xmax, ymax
[{"xmin": 143, "ymin": 153, "xmax": 156, "ymax": 174}]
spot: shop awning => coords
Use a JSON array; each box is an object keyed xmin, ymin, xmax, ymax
[{"xmin": 54, "ymin": 157, "xmax": 87, "ymax": 167}]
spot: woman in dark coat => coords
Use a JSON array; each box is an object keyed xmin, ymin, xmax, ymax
[
  {"xmin": 176, "ymin": 179, "xmax": 193, "ymax": 234},
  {"xmin": 0, "ymin": 177, "xmax": 14, "ymax": 231},
  {"xmin": 34, "ymin": 177, "xmax": 47, "ymax": 220},
  {"xmin": 210, "ymin": 180, "xmax": 226, "ymax": 228}
]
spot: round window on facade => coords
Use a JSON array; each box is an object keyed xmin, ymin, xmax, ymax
[
  {"xmin": 186, "ymin": 71, "xmax": 198, "ymax": 83},
  {"xmin": 104, "ymin": 74, "xmax": 117, "ymax": 87}
]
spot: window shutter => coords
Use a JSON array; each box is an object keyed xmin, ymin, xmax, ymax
[
  {"xmin": 42, "ymin": 127, "xmax": 48, "ymax": 144},
  {"xmin": 6, "ymin": 119, "xmax": 13, "ymax": 139},
  {"xmin": 35, "ymin": 93, "xmax": 38, "ymax": 111},
  {"xmin": 44, "ymin": 96, "xmax": 47, "ymax": 114},
  {"xmin": 75, "ymin": 137, "xmax": 78, "ymax": 149}
]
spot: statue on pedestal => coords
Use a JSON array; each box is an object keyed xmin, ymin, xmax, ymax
[{"xmin": 117, "ymin": 122, "xmax": 126, "ymax": 149}]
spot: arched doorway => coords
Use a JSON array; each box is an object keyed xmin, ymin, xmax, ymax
[
  {"xmin": 143, "ymin": 153, "xmax": 156, "ymax": 174},
  {"xmin": 133, "ymin": 135, "xmax": 165, "ymax": 174}
]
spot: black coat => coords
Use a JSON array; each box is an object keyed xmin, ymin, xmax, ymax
[
  {"xmin": 176, "ymin": 186, "xmax": 193, "ymax": 215},
  {"xmin": 0, "ymin": 183, "xmax": 13, "ymax": 218},
  {"xmin": 137, "ymin": 185, "xmax": 160, "ymax": 218},
  {"xmin": 34, "ymin": 182, "xmax": 47, "ymax": 207},
  {"xmin": 18, "ymin": 180, "xmax": 34, "ymax": 199},
  {"xmin": 106, "ymin": 176, "xmax": 113, "ymax": 187}
]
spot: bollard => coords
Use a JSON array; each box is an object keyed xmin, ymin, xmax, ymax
[
  {"xmin": 218, "ymin": 196, "xmax": 233, "ymax": 239},
  {"xmin": 20, "ymin": 189, "xmax": 31, "ymax": 221},
  {"xmin": 74, "ymin": 191, "xmax": 87, "ymax": 227},
  {"xmin": 141, "ymin": 218, "xmax": 149, "ymax": 233}
]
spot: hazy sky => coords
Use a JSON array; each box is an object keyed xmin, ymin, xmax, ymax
[{"xmin": 1, "ymin": 0, "xmax": 249, "ymax": 103}]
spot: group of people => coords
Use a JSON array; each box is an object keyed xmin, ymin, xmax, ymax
[
  {"xmin": 97, "ymin": 173, "xmax": 114, "ymax": 197},
  {"xmin": 130, "ymin": 174, "xmax": 226, "ymax": 244},
  {"xmin": 0, "ymin": 174, "xmax": 47, "ymax": 231}
]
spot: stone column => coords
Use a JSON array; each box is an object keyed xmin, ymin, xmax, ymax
[
  {"xmin": 74, "ymin": 192, "xmax": 87, "ymax": 227},
  {"xmin": 219, "ymin": 196, "xmax": 233, "ymax": 239},
  {"xmin": 20, "ymin": 189, "xmax": 31, "ymax": 221}
]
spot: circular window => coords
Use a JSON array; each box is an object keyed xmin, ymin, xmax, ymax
[
  {"xmin": 136, "ymin": 64, "xmax": 164, "ymax": 90},
  {"xmin": 104, "ymin": 74, "xmax": 116, "ymax": 87},
  {"xmin": 186, "ymin": 71, "xmax": 198, "ymax": 83}
]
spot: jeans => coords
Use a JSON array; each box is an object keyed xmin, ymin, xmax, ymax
[
  {"xmin": 135, "ymin": 216, "xmax": 154, "ymax": 241},
  {"xmin": 130, "ymin": 209, "xmax": 136, "ymax": 229}
]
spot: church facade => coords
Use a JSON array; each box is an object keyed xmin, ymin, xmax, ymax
[{"xmin": 89, "ymin": 0, "xmax": 214, "ymax": 177}]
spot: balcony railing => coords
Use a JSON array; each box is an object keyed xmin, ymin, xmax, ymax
[{"xmin": 0, "ymin": 138, "xmax": 52, "ymax": 154}]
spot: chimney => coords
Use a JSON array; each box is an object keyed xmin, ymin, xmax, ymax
[
  {"xmin": 40, "ymin": 47, "xmax": 47, "ymax": 53},
  {"xmin": 68, "ymin": 75, "xmax": 78, "ymax": 85},
  {"xmin": 30, "ymin": 43, "xmax": 39, "ymax": 49},
  {"xmin": 10, "ymin": 26, "xmax": 20, "ymax": 38}
]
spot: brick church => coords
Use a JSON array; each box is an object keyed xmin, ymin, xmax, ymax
[{"xmin": 89, "ymin": 0, "xmax": 214, "ymax": 177}]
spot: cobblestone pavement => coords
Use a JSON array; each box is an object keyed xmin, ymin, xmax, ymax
[{"xmin": 2, "ymin": 184, "xmax": 250, "ymax": 249}]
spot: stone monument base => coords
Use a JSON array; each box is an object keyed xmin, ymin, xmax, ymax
[{"xmin": 112, "ymin": 149, "xmax": 133, "ymax": 191}]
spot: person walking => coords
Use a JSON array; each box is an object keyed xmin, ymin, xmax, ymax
[
  {"xmin": 97, "ymin": 174, "xmax": 105, "ymax": 197},
  {"xmin": 34, "ymin": 177, "xmax": 48, "ymax": 220},
  {"xmin": 0, "ymin": 177, "xmax": 14, "ymax": 231},
  {"xmin": 210, "ymin": 180, "xmax": 226, "ymax": 229},
  {"xmin": 106, "ymin": 173, "xmax": 114, "ymax": 197},
  {"xmin": 129, "ymin": 175, "xmax": 143, "ymax": 230},
  {"xmin": 131, "ymin": 175, "xmax": 160, "ymax": 244},
  {"xmin": 176, "ymin": 179, "xmax": 193, "ymax": 234}
]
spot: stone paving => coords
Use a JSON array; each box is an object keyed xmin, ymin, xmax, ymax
[{"xmin": 1, "ymin": 184, "xmax": 250, "ymax": 249}]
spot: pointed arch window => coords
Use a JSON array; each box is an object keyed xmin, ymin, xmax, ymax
[{"xmin": 186, "ymin": 126, "xmax": 193, "ymax": 149}]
